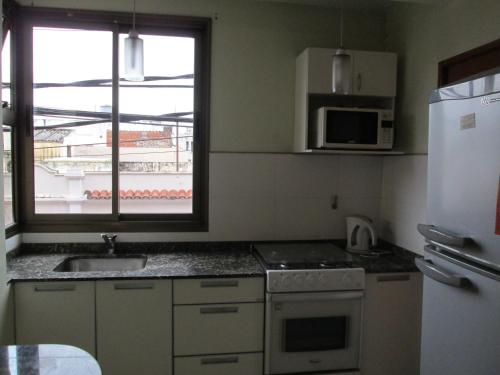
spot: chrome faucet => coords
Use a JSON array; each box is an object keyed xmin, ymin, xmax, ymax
[{"xmin": 101, "ymin": 234, "xmax": 117, "ymax": 255}]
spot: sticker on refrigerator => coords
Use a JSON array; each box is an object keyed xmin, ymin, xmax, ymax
[
  {"xmin": 496, "ymin": 176, "xmax": 500, "ymax": 235},
  {"xmin": 460, "ymin": 113, "xmax": 476, "ymax": 130}
]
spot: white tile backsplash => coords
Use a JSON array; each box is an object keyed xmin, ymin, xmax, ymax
[
  {"xmin": 23, "ymin": 152, "xmax": 384, "ymax": 243},
  {"xmin": 210, "ymin": 153, "xmax": 382, "ymax": 241},
  {"xmin": 380, "ymin": 155, "xmax": 427, "ymax": 254}
]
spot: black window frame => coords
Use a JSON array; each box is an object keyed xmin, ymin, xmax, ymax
[
  {"xmin": 16, "ymin": 7, "xmax": 210, "ymax": 233},
  {"xmin": 3, "ymin": 0, "xmax": 20, "ymax": 238}
]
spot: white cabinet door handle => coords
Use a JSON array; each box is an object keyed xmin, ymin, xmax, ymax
[
  {"xmin": 199, "ymin": 306, "xmax": 239, "ymax": 314},
  {"xmin": 201, "ymin": 356, "xmax": 239, "ymax": 365},
  {"xmin": 200, "ymin": 280, "xmax": 239, "ymax": 288},
  {"xmin": 34, "ymin": 284, "xmax": 76, "ymax": 292},
  {"xmin": 114, "ymin": 283, "xmax": 155, "ymax": 290}
]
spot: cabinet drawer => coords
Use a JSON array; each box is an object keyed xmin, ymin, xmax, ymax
[
  {"xmin": 174, "ymin": 303, "xmax": 264, "ymax": 355},
  {"xmin": 175, "ymin": 353, "xmax": 263, "ymax": 375},
  {"xmin": 173, "ymin": 277, "xmax": 264, "ymax": 304}
]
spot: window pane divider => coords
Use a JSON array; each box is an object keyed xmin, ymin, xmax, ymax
[{"xmin": 111, "ymin": 26, "xmax": 120, "ymax": 218}]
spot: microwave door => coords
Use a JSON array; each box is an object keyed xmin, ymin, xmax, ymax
[{"xmin": 325, "ymin": 110, "xmax": 379, "ymax": 148}]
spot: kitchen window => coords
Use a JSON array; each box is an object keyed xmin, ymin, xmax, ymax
[
  {"xmin": 3, "ymin": 0, "xmax": 20, "ymax": 238},
  {"xmin": 16, "ymin": 8, "xmax": 210, "ymax": 232}
]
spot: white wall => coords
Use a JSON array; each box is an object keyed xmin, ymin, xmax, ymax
[
  {"xmin": 381, "ymin": 155, "xmax": 427, "ymax": 255},
  {"xmin": 386, "ymin": 0, "xmax": 500, "ymax": 154},
  {"xmin": 24, "ymin": 153, "xmax": 383, "ymax": 242}
]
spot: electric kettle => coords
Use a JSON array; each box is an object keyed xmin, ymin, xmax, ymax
[{"xmin": 346, "ymin": 215, "xmax": 378, "ymax": 253}]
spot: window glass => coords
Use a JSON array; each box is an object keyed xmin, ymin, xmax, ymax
[
  {"xmin": 1, "ymin": 30, "xmax": 11, "ymax": 108},
  {"xmin": 3, "ymin": 126, "xmax": 14, "ymax": 227},
  {"xmin": 32, "ymin": 27, "xmax": 113, "ymax": 214},
  {"xmin": 118, "ymin": 34, "xmax": 194, "ymax": 214}
]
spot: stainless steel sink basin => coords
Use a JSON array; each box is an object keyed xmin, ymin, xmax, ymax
[{"xmin": 54, "ymin": 255, "xmax": 147, "ymax": 272}]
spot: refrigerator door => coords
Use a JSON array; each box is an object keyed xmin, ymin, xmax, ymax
[
  {"xmin": 428, "ymin": 74, "xmax": 500, "ymax": 268},
  {"xmin": 419, "ymin": 246, "xmax": 500, "ymax": 375}
]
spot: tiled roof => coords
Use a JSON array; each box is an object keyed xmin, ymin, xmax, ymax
[
  {"xmin": 34, "ymin": 129, "xmax": 72, "ymax": 143},
  {"xmin": 84, "ymin": 189, "xmax": 192, "ymax": 200}
]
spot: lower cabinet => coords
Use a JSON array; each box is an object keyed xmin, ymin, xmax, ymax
[
  {"xmin": 175, "ymin": 353, "xmax": 263, "ymax": 375},
  {"xmin": 361, "ymin": 273, "xmax": 423, "ymax": 375},
  {"xmin": 173, "ymin": 277, "xmax": 264, "ymax": 375},
  {"xmin": 96, "ymin": 280, "xmax": 172, "ymax": 375},
  {"xmin": 14, "ymin": 277, "xmax": 265, "ymax": 375},
  {"xmin": 15, "ymin": 281, "xmax": 96, "ymax": 356}
]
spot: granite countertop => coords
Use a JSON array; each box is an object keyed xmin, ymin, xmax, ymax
[
  {"xmin": 332, "ymin": 240, "xmax": 420, "ymax": 274},
  {"xmin": 7, "ymin": 242, "xmax": 265, "ymax": 282},
  {"xmin": 0, "ymin": 344, "xmax": 101, "ymax": 375},
  {"xmin": 7, "ymin": 240, "xmax": 419, "ymax": 283}
]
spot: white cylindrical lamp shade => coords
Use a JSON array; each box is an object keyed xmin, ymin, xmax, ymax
[
  {"xmin": 124, "ymin": 30, "xmax": 144, "ymax": 82},
  {"xmin": 332, "ymin": 49, "xmax": 351, "ymax": 94}
]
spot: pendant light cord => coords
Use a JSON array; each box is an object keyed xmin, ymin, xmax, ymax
[
  {"xmin": 340, "ymin": 0, "xmax": 344, "ymax": 48},
  {"xmin": 132, "ymin": 0, "xmax": 136, "ymax": 31}
]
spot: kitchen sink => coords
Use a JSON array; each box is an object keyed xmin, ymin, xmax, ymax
[{"xmin": 54, "ymin": 255, "xmax": 147, "ymax": 272}]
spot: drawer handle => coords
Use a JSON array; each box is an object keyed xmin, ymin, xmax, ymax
[
  {"xmin": 200, "ymin": 306, "xmax": 239, "ymax": 314},
  {"xmin": 377, "ymin": 274, "xmax": 410, "ymax": 282},
  {"xmin": 201, "ymin": 356, "xmax": 239, "ymax": 365},
  {"xmin": 34, "ymin": 285, "xmax": 76, "ymax": 292},
  {"xmin": 200, "ymin": 280, "xmax": 239, "ymax": 288},
  {"xmin": 114, "ymin": 283, "xmax": 155, "ymax": 290}
]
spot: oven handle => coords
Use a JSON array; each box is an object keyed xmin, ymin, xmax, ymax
[{"xmin": 268, "ymin": 291, "xmax": 364, "ymax": 303}]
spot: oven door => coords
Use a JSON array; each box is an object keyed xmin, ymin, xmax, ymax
[{"xmin": 265, "ymin": 291, "xmax": 363, "ymax": 375}]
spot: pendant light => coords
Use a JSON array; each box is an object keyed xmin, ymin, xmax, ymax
[
  {"xmin": 124, "ymin": 0, "xmax": 144, "ymax": 81},
  {"xmin": 332, "ymin": 1, "xmax": 351, "ymax": 94}
]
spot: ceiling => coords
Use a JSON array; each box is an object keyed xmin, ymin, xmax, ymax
[{"xmin": 258, "ymin": 0, "xmax": 449, "ymax": 10}]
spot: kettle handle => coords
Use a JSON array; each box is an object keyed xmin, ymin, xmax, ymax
[{"xmin": 365, "ymin": 222, "xmax": 378, "ymax": 247}]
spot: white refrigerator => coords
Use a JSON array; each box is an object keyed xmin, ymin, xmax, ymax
[{"xmin": 416, "ymin": 71, "xmax": 500, "ymax": 375}]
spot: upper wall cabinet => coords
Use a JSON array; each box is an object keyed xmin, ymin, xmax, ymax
[
  {"xmin": 294, "ymin": 48, "xmax": 400, "ymax": 154},
  {"xmin": 304, "ymin": 48, "xmax": 397, "ymax": 97}
]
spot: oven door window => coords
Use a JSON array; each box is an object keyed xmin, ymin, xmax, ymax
[
  {"xmin": 326, "ymin": 110, "xmax": 378, "ymax": 145},
  {"xmin": 283, "ymin": 316, "xmax": 348, "ymax": 352}
]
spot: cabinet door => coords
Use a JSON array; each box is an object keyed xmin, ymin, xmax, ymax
[
  {"xmin": 351, "ymin": 51, "xmax": 397, "ymax": 97},
  {"xmin": 96, "ymin": 280, "xmax": 172, "ymax": 375},
  {"xmin": 15, "ymin": 281, "xmax": 95, "ymax": 356},
  {"xmin": 361, "ymin": 273, "xmax": 422, "ymax": 375},
  {"xmin": 306, "ymin": 48, "xmax": 338, "ymax": 94}
]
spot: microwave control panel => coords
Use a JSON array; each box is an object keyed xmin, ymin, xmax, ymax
[{"xmin": 380, "ymin": 110, "xmax": 394, "ymax": 147}]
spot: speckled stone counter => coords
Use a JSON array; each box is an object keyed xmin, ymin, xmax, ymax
[
  {"xmin": 0, "ymin": 344, "xmax": 101, "ymax": 375},
  {"xmin": 7, "ymin": 243, "xmax": 265, "ymax": 282},
  {"xmin": 332, "ymin": 240, "xmax": 420, "ymax": 274},
  {"xmin": 7, "ymin": 240, "xmax": 419, "ymax": 283}
]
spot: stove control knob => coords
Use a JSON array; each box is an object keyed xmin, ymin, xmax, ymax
[{"xmin": 305, "ymin": 274, "xmax": 317, "ymax": 288}]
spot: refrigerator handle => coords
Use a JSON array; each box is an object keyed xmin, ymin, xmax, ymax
[
  {"xmin": 415, "ymin": 258, "xmax": 469, "ymax": 288},
  {"xmin": 417, "ymin": 224, "xmax": 470, "ymax": 248}
]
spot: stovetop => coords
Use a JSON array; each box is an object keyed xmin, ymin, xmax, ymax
[{"xmin": 254, "ymin": 242, "xmax": 353, "ymax": 270}]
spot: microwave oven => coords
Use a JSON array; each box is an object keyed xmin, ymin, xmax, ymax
[{"xmin": 313, "ymin": 107, "xmax": 394, "ymax": 150}]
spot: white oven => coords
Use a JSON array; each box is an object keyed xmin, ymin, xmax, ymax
[{"xmin": 265, "ymin": 290, "xmax": 363, "ymax": 375}]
